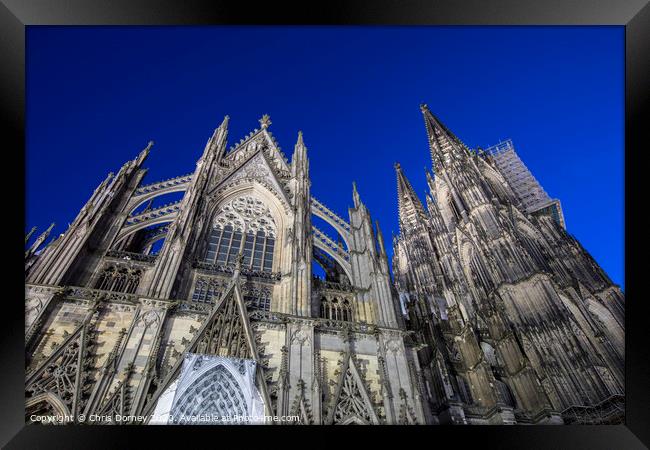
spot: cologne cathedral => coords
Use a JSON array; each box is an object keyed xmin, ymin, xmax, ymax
[
  {"xmin": 24, "ymin": 106, "xmax": 624, "ymax": 425},
  {"xmin": 392, "ymin": 105, "xmax": 624, "ymax": 424}
]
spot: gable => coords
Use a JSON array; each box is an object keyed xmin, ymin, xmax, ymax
[
  {"xmin": 225, "ymin": 128, "xmax": 291, "ymax": 176},
  {"xmin": 141, "ymin": 273, "xmax": 272, "ymax": 419},
  {"xmin": 211, "ymin": 149, "xmax": 292, "ymax": 209},
  {"xmin": 326, "ymin": 353, "xmax": 380, "ymax": 425}
]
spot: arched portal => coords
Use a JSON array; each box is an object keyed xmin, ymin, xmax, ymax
[
  {"xmin": 171, "ymin": 364, "xmax": 248, "ymax": 423},
  {"xmin": 25, "ymin": 392, "xmax": 71, "ymax": 422},
  {"xmin": 168, "ymin": 354, "xmax": 264, "ymax": 424}
]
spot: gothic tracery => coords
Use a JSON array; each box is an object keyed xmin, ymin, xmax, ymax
[{"xmin": 24, "ymin": 110, "xmax": 622, "ymax": 426}]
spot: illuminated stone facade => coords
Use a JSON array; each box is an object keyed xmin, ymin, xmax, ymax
[
  {"xmin": 392, "ymin": 106, "xmax": 624, "ymax": 424},
  {"xmin": 25, "ymin": 115, "xmax": 422, "ymax": 425},
  {"xmin": 24, "ymin": 107, "xmax": 624, "ymax": 425}
]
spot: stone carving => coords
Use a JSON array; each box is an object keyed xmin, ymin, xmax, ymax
[
  {"xmin": 291, "ymin": 328, "xmax": 310, "ymax": 345},
  {"xmin": 327, "ymin": 353, "xmax": 380, "ymax": 425},
  {"xmin": 384, "ymin": 339, "xmax": 401, "ymax": 355},
  {"xmin": 24, "ymin": 111, "xmax": 622, "ymax": 426},
  {"xmin": 212, "ymin": 194, "xmax": 277, "ymax": 237}
]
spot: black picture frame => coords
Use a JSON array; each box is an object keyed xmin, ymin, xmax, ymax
[{"xmin": 2, "ymin": 1, "xmax": 647, "ymax": 448}]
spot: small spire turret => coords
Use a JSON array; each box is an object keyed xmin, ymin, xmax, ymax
[
  {"xmin": 352, "ymin": 181, "xmax": 361, "ymax": 208},
  {"xmin": 376, "ymin": 220, "xmax": 387, "ymax": 256},
  {"xmin": 136, "ymin": 140, "xmax": 154, "ymax": 166},
  {"xmin": 25, "ymin": 226, "xmax": 37, "ymax": 245},
  {"xmin": 26, "ymin": 222, "xmax": 55, "ymax": 259},
  {"xmin": 395, "ymin": 163, "xmax": 426, "ymax": 232},
  {"xmin": 292, "ymin": 131, "xmax": 309, "ymax": 177}
]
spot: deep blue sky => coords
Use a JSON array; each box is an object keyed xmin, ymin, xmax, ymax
[{"xmin": 26, "ymin": 26, "xmax": 624, "ymax": 289}]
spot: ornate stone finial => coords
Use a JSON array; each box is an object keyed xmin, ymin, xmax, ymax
[{"xmin": 259, "ymin": 114, "xmax": 271, "ymax": 129}]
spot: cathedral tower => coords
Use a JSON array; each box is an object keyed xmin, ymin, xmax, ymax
[{"xmin": 392, "ymin": 105, "xmax": 624, "ymax": 425}]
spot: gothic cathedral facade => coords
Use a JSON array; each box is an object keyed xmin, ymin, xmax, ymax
[
  {"xmin": 24, "ymin": 107, "xmax": 624, "ymax": 425},
  {"xmin": 25, "ymin": 114, "xmax": 423, "ymax": 425}
]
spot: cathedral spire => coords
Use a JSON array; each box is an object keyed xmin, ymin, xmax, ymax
[
  {"xmin": 395, "ymin": 163, "xmax": 425, "ymax": 231},
  {"xmin": 420, "ymin": 104, "xmax": 466, "ymax": 172}
]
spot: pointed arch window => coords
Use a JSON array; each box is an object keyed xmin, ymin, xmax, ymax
[
  {"xmin": 320, "ymin": 296, "xmax": 354, "ymax": 322},
  {"xmin": 449, "ymin": 196, "xmax": 461, "ymax": 221},
  {"xmin": 243, "ymin": 285, "xmax": 272, "ymax": 311},
  {"xmin": 204, "ymin": 195, "xmax": 277, "ymax": 272},
  {"xmin": 192, "ymin": 277, "xmax": 225, "ymax": 303}
]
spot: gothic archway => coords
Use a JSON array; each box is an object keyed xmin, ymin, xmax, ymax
[
  {"xmin": 171, "ymin": 364, "xmax": 248, "ymax": 424},
  {"xmin": 201, "ymin": 192, "xmax": 279, "ymax": 273},
  {"xmin": 205, "ymin": 181, "xmax": 290, "ymax": 271}
]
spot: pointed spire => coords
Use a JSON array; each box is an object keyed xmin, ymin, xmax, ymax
[
  {"xmin": 294, "ymin": 130, "xmax": 307, "ymax": 156},
  {"xmin": 425, "ymin": 167, "xmax": 435, "ymax": 191},
  {"xmin": 219, "ymin": 115, "xmax": 230, "ymax": 131},
  {"xmin": 207, "ymin": 115, "xmax": 230, "ymax": 158},
  {"xmin": 95, "ymin": 172, "xmax": 114, "ymax": 194},
  {"xmin": 395, "ymin": 163, "xmax": 425, "ymax": 232},
  {"xmin": 25, "ymin": 226, "xmax": 37, "ymax": 245},
  {"xmin": 352, "ymin": 181, "xmax": 361, "ymax": 208},
  {"xmin": 26, "ymin": 223, "xmax": 55, "ymax": 258},
  {"xmin": 292, "ymin": 130, "xmax": 308, "ymax": 177},
  {"xmin": 135, "ymin": 140, "xmax": 154, "ymax": 166},
  {"xmin": 425, "ymin": 192, "xmax": 434, "ymax": 211},
  {"xmin": 420, "ymin": 104, "xmax": 466, "ymax": 171},
  {"xmin": 376, "ymin": 220, "xmax": 387, "ymax": 256}
]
